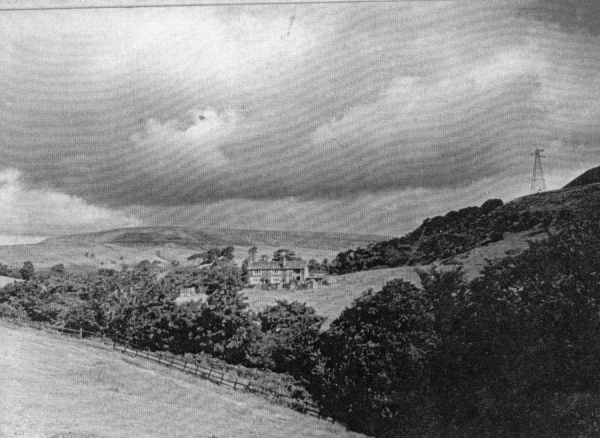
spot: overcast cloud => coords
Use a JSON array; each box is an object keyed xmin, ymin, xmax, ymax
[{"xmin": 1, "ymin": 1, "xmax": 599, "ymax": 236}]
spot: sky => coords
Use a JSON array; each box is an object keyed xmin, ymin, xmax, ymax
[{"xmin": 1, "ymin": 0, "xmax": 600, "ymax": 238}]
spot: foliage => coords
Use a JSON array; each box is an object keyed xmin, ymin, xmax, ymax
[
  {"xmin": 272, "ymin": 248, "xmax": 300, "ymax": 262},
  {"xmin": 316, "ymin": 280, "xmax": 438, "ymax": 437},
  {"xmin": 251, "ymin": 300, "xmax": 325, "ymax": 378},
  {"xmin": 187, "ymin": 246, "xmax": 235, "ymax": 265},
  {"xmin": 202, "ymin": 264, "xmax": 244, "ymax": 295},
  {"xmin": 316, "ymin": 221, "xmax": 600, "ymax": 437},
  {"xmin": 0, "ymin": 262, "xmax": 10, "ymax": 277},
  {"xmin": 330, "ymin": 196, "xmax": 562, "ymax": 274},
  {"xmin": 424, "ymin": 222, "xmax": 600, "ymax": 437},
  {"xmin": 20, "ymin": 261, "xmax": 35, "ymax": 280},
  {"xmin": 50, "ymin": 263, "xmax": 65, "ymax": 275}
]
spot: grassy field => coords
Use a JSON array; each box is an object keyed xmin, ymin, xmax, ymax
[
  {"xmin": 0, "ymin": 322, "xmax": 364, "ymax": 438},
  {"xmin": 243, "ymin": 266, "xmax": 422, "ymax": 328},
  {"xmin": 242, "ymin": 231, "xmax": 546, "ymax": 327},
  {"xmin": 0, "ymin": 239, "xmax": 340, "ymax": 276}
]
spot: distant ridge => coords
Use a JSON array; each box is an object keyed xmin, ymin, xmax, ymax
[
  {"xmin": 563, "ymin": 166, "xmax": 600, "ymax": 189},
  {"xmin": 44, "ymin": 226, "xmax": 390, "ymax": 252}
]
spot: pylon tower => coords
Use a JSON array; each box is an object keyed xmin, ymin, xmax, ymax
[{"xmin": 531, "ymin": 147, "xmax": 546, "ymax": 193}]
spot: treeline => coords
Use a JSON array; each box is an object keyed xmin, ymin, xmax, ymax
[
  {"xmin": 330, "ymin": 197, "xmax": 568, "ymax": 274},
  {"xmin": 315, "ymin": 218, "xmax": 600, "ymax": 437},
  {"xmin": 0, "ymin": 259, "xmax": 324, "ymax": 406},
  {"xmin": 3, "ymin": 225, "xmax": 600, "ymax": 436}
]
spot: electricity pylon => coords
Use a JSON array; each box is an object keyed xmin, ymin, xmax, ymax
[{"xmin": 531, "ymin": 147, "xmax": 546, "ymax": 193}]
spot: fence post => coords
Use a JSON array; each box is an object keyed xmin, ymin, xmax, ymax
[
  {"xmin": 195, "ymin": 364, "xmax": 199, "ymax": 375},
  {"xmin": 182, "ymin": 360, "xmax": 187, "ymax": 372},
  {"xmin": 79, "ymin": 328, "xmax": 83, "ymax": 339}
]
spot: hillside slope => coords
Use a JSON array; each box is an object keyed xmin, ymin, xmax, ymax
[
  {"xmin": 0, "ymin": 322, "xmax": 363, "ymax": 438},
  {"xmin": 0, "ymin": 227, "xmax": 384, "ymax": 274},
  {"xmin": 333, "ymin": 174, "xmax": 600, "ymax": 275},
  {"xmin": 563, "ymin": 165, "xmax": 600, "ymax": 189},
  {"xmin": 45, "ymin": 226, "xmax": 388, "ymax": 252}
]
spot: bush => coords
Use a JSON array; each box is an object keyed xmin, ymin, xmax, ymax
[
  {"xmin": 50, "ymin": 263, "xmax": 65, "ymax": 275},
  {"xmin": 251, "ymin": 301, "xmax": 325, "ymax": 378},
  {"xmin": 316, "ymin": 280, "xmax": 438, "ymax": 437},
  {"xmin": 20, "ymin": 261, "xmax": 35, "ymax": 280}
]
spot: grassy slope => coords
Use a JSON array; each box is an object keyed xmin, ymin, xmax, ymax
[
  {"xmin": 242, "ymin": 230, "xmax": 549, "ymax": 327},
  {"xmin": 0, "ymin": 322, "xmax": 363, "ymax": 438},
  {"xmin": 0, "ymin": 240, "xmax": 340, "ymax": 275},
  {"xmin": 0, "ymin": 225, "xmax": 371, "ymax": 273},
  {"xmin": 243, "ymin": 266, "xmax": 422, "ymax": 328},
  {"xmin": 45, "ymin": 226, "xmax": 388, "ymax": 252}
]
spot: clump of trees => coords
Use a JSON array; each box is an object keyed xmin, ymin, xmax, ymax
[
  {"xmin": 313, "ymin": 219, "xmax": 600, "ymax": 437},
  {"xmin": 187, "ymin": 246, "xmax": 235, "ymax": 265},
  {"xmin": 20, "ymin": 261, "xmax": 35, "ymax": 280}
]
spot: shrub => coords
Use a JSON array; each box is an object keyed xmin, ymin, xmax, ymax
[
  {"xmin": 252, "ymin": 300, "xmax": 325, "ymax": 378},
  {"xmin": 316, "ymin": 280, "xmax": 438, "ymax": 437},
  {"xmin": 20, "ymin": 261, "xmax": 35, "ymax": 280}
]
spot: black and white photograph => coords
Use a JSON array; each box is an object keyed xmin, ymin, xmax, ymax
[{"xmin": 2, "ymin": 0, "xmax": 600, "ymax": 436}]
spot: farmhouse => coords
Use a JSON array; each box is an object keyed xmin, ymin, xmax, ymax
[
  {"xmin": 247, "ymin": 259, "xmax": 308, "ymax": 286},
  {"xmin": 246, "ymin": 257, "xmax": 332, "ymax": 287}
]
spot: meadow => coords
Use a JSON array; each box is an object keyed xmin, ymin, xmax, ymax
[{"xmin": 0, "ymin": 321, "xmax": 364, "ymax": 438}]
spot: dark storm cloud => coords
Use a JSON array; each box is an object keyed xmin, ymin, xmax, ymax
[
  {"xmin": 2, "ymin": 2, "xmax": 600, "ymax": 215},
  {"xmin": 523, "ymin": 0, "xmax": 600, "ymax": 35}
]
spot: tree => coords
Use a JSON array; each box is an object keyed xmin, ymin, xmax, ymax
[
  {"xmin": 316, "ymin": 280, "xmax": 438, "ymax": 436},
  {"xmin": 272, "ymin": 249, "xmax": 298, "ymax": 262},
  {"xmin": 248, "ymin": 246, "xmax": 258, "ymax": 262},
  {"xmin": 253, "ymin": 300, "xmax": 325, "ymax": 379},
  {"xmin": 20, "ymin": 261, "xmax": 35, "ymax": 280},
  {"xmin": 220, "ymin": 246, "xmax": 235, "ymax": 261},
  {"xmin": 416, "ymin": 220, "xmax": 600, "ymax": 437},
  {"xmin": 0, "ymin": 262, "xmax": 10, "ymax": 277},
  {"xmin": 51, "ymin": 263, "xmax": 65, "ymax": 275},
  {"xmin": 202, "ymin": 264, "xmax": 244, "ymax": 295}
]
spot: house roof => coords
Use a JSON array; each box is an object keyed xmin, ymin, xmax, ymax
[{"xmin": 247, "ymin": 260, "xmax": 306, "ymax": 270}]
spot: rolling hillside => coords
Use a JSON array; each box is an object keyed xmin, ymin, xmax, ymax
[
  {"xmin": 0, "ymin": 321, "xmax": 364, "ymax": 438},
  {"xmin": 332, "ymin": 167, "xmax": 600, "ymax": 275},
  {"xmin": 45, "ymin": 227, "xmax": 388, "ymax": 252},
  {"xmin": 0, "ymin": 227, "xmax": 386, "ymax": 274}
]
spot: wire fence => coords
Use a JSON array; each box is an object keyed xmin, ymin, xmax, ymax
[{"xmin": 0, "ymin": 316, "xmax": 327, "ymax": 421}]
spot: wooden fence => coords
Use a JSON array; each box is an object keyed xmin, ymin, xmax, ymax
[{"xmin": 0, "ymin": 317, "xmax": 326, "ymax": 421}]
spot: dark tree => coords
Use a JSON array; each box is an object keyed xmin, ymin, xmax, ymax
[
  {"xmin": 317, "ymin": 280, "xmax": 438, "ymax": 436},
  {"xmin": 252, "ymin": 300, "xmax": 325, "ymax": 378},
  {"xmin": 272, "ymin": 249, "xmax": 298, "ymax": 262},
  {"xmin": 20, "ymin": 261, "xmax": 35, "ymax": 280},
  {"xmin": 51, "ymin": 263, "xmax": 65, "ymax": 275}
]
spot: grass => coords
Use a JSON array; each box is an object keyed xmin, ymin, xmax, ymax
[
  {"xmin": 243, "ymin": 266, "xmax": 422, "ymax": 328},
  {"xmin": 0, "ymin": 239, "xmax": 340, "ymax": 276},
  {"xmin": 0, "ymin": 322, "xmax": 365, "ymax": 438}
]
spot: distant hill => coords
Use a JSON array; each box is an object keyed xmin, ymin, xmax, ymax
[
  {"xmin": 44, "ymin": 226, "xmax": 388, "ymax": 252},
  {"xmin": 0, "ymin": 227, "xmax": 388, "ymax": 273},
  {"xmin": 332, "ymin": 168, "xmax": 600, "ymax": 275},
  {"xmin": 563, "ymin": 165, "xmax": 600, "ymax": 189}
]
